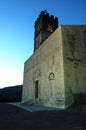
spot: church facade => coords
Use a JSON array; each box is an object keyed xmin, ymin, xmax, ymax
[{"xmin": 22, "ymin": 11, "xmax": 86, "ymax": 109}]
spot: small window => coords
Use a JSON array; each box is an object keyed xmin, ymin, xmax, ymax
[{"xmin": 47, "ymin": 24, "xmax": 53, "ymax": 32}]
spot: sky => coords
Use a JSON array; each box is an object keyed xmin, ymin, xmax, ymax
[{"xmin": 0, "ymin": 0, "xmax": 86, "ymax": 88}]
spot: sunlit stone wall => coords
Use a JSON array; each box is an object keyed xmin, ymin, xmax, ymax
[{"xmin": 22, "ymin": 27, "xmax": 65, "ymax": 108}]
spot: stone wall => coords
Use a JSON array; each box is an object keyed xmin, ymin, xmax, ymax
[
  {"xmin": 22, "ymin": 27, "xmax": 65, "ymax": 108},
  {"xmin": 22, "ymin": 25, "xmax": 86, "ymax": 109},
  {"xmin": 62, "ymin": 25, "xmax": 86, "ymax": 108}
]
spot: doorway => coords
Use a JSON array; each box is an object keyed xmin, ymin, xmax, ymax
[{"xmin": 35, "ymin": 80, "xmax": 38, "ymax": 98}]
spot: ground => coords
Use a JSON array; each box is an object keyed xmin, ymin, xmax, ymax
[{"xmin": 0, "ymin": 103, "xmax": 86, "ymax": 130}]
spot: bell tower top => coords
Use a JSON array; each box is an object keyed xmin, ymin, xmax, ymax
[{"xmin": 34, "ymin": 10, "xmax": 58, "ymax": 52}]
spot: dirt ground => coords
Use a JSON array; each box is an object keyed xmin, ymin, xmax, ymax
[{"xmin": 0, "ymin": 103, "xmax": 86, "ymax": 130}]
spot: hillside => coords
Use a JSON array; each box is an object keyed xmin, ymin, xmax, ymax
[{"xmin": 0, "ymin": 85, "xmax": 22, "ymax": 102}]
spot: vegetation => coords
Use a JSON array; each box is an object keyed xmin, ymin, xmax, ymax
[{"xmin": 0, "ymin": 85, "xmax": 22, "ymax": 102}]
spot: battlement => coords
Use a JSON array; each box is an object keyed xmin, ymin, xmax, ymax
[
  {"xmin": 35, "ymin": 10, "xmax": 58, "ymax": 27},
  {"xmin": 34, "ymin": 10, "xmax": 58, "ymax": 52}
]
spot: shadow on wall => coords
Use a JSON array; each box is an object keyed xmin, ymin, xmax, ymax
[{"xmin": 69, "ymin": 93, "xmax": 86, "ymax": 109}]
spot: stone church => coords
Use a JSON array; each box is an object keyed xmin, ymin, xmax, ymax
[{"xmin": 22, "ymin": 11, "xmax": 86, "ymax": 109}]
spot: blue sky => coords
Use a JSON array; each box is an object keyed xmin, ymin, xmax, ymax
[{"xmin": 0, "ymin": 0, "xmax": 86, "ymax": 88}]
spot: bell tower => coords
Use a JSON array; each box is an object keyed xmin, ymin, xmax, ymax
[{"xmin": 34, "ymin": 10, "xmax": 58, "ymax": 52}]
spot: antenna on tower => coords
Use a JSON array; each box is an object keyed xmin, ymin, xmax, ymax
[{"xmin": 44, "ymin": 8, "xmax": 47, "ymax": 14}]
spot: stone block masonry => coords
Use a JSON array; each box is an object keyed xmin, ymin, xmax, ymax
[{"xmin": 22, "ymin": 25, "xmax": 86, "ymax": 109}]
